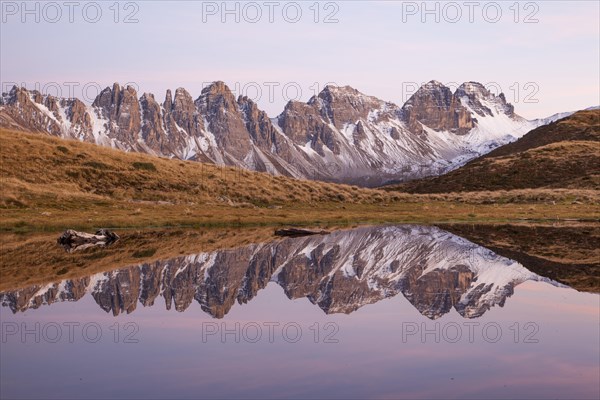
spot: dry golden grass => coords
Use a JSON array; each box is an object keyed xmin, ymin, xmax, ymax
[
  {"xmin": 0, "ymin": 129, "xmax": 396, "ymax": 208},
  {"xmin": 1, "ymin": 128, "xmax": 599, "ymax": 231}
]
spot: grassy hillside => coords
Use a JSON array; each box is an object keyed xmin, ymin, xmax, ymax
[
  {"xmin": 1, "ymin": 128, "xmax": 598, "ymax": 231},
  {"xmin": 1, "ymin": 129, "xmax": 392, "ymax": 208},
  {"xmin": 389, "ymin": 109, "xmax": 600, "ymax": 193}
]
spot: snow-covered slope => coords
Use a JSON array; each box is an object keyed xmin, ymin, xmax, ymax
[{"xmin": 528, "ymin": 105, "xmax": 599, "ymax": 128}]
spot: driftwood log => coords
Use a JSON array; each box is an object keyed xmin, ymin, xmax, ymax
[
  {"xmin": 57, "ymin": 229, "xmax": 119, "ymax": 252},
  {"xmin": 274, "ymin": 228, "xmax": 330, "ymax": 237}
]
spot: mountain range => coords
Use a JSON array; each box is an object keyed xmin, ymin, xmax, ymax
[
  {"xmin": 0, "ymin": 225, "xmax": 565, "ymax": 319},
  {"xmin": 0, "ymin": 80, "xmax": 568, "ymax": 186}
]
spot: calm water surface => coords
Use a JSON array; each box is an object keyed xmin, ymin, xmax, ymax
[{"xmin": 1, "ymin": 225, "xmax": 598, "ymax": 399}]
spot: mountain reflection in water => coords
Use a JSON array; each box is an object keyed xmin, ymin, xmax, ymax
[{"xmin": 0, "ymin": 225, "xmax": 566, "ymax": 319}]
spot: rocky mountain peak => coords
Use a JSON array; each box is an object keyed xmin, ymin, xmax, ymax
[
  {"xmin": 171, "ymin": 88, "xmax": 195, "ymax": 113},
  {"xmin": 163, "ymin": 89, "xmax": 173, "ymax": 111},
  {"xmin": 315, "ymin": 85, "xmax": 377, "ymax": 104},
  {"xmin": 195, "ymin": 81, "xmax": 252, "ymax": 157},
  {"xmin": 91, "ymin": 82, "xmax": 141, "ymax": 141},
  {"xmin": 111, "ymin": 82, "xmax": 121, "ymax": 100},
  {"xmin": 0, "ymin": 85, "xmax": 70, "ymax": 136},
  {"xmin": 277, "ymin": 98, "xmax": 341, "ymax": 156},
  {"xmin": 401, "ymin": 81, "xmax": 472, "ymax": 134},
  {"xmin": 141, "ymin": 92, "xmax": 155, "ymax": 102},
  {"xmin": 200, "ymin": 81, "xmax": 234, "ymax": 100},
  {"xmin": 237, "ymin": 94, "xmax": 262, "ymax": 117},
  {"xmin": 197, "ymin": 81, "xmax": 238, "ymax": 114},
  {"xmin": 92, "ymin": 82, "xmax": 134, "ymax": 112},
  {"xmin": 140, "ymin": 92, "xmax": 165, "ymax": 153},
  {"xmin": 422, "ymin": 79, "xmax": 447, "ymax": 89},
  {"xmin": 238, "ymin": 95, "xmax": 278, "ymax": 149},
  {"xmin": 310, "ymin": 85, "xmax": 386, "ymax": 129},
  {"xmin": 1, "ymin": 85, "xmax": 24, "ymax": 105},
  {"xmin": 405, "ymin": 80, "xmax": 454, "ymax": 106},
  {"xmin": 317, "ymin": 84, "xmax": 361, "ymax": 99},
  {"xmin": 161, "ymin": 87, "xmax": 205, "ymax": 153},
  {"xmin": 92, "ymin": 85, "xmax": 112, "ymax": 109},
  {"xmin": 455, "ymin": 81, "xmax": 514, "ymax": 117},
  {"xmin": 456, "ymin": 81, "xmax": 487, "ymax": 95}
]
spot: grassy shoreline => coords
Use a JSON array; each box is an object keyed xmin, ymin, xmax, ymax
[{"xmin": 2, "ymin": 201, "xmax": 599, "ymax": 233}]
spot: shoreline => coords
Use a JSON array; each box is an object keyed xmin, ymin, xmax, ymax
[{"xmin": 2, "ymin": 202, "xmax": 599, "ymax": 233}]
